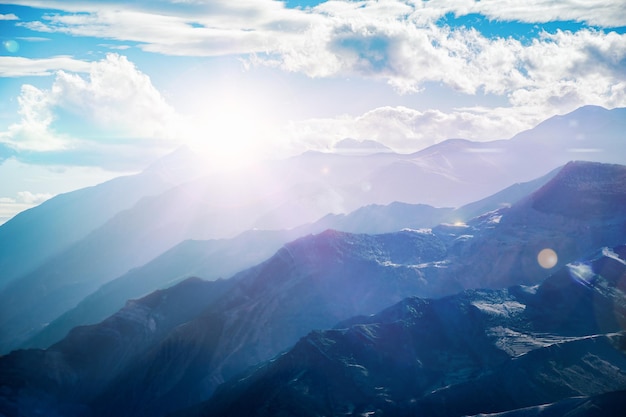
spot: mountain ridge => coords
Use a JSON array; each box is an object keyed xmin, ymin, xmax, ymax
[{"xmin": 187, "ymin": 243, "xmax": 626, "ymax": 417}]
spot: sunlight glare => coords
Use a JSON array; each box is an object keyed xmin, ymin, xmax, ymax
[{"xmin": 183, "ymin": 85, "xmax": 278, "ymax": 172}]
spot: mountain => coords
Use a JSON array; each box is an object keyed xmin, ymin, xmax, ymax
[
  {"xmin": 0, "ymin": 228, "xmax": 448, "ymax": 417},
  {"xmin": 2, "ymin": 161, "xmax": 625, "ymax": 417},
  {"xmin": 396, "ymin": 105, "xmax": 626, "ymax": 206},
  {"xmin": 0, "ymin": 277, "xmax": 234, "ymax": 417},
  {"xmin": 509, "ymin": 105, "xmax": 626, "ymax": 167},
  {"xmin": 1, "ymin": 106, "xmax": 624, "ymax": 355},
  {"xmin": 187, "ymin": 245, "xmax": 626, "ymax": 417},
  {"xmin": 0, "ymin": 146, "xmax": 205, "ymax": 291},
  {"xmin": 22, "ymin": 228, "xmax": 308, "ymax": 351},
  {"xmin": 23, "ymin": 167, "xmax": 559, "ymax": 352},
  {"xmin": 467, "ymin": 390, "xmax": 626, "ymax": 417},
  {"xmin": 332, "ymin": 138, "xmax": 393, "ymax": 155}
]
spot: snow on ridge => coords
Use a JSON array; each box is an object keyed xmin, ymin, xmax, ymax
[
  {"xmin": 471, "ymin": 300, "xmax": 525, "ymax": 317},
  {"xmin": 602, "ymin": 247, "xmax": 626, "ymax": 265},
  {"xmin": 401, "ymin": 228, "xmax": 433, "ymax": 234},
  {"xmin": 567, "ymin": 262, "xmax": 595, "ymax": 286}
]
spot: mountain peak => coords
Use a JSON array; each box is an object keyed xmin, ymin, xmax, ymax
[
  {"xmin": 143, "ymin": 146, "xmax": 208, "ymax": 183},
  {"xmin": 332, "ymin": 138, "xmax": 392, "ymax": 155},
  {"xmin": 529, "ymin": 161, "xmax": 626, "ymax": 218}
]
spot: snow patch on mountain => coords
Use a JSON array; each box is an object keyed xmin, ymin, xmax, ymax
[
  {"xmin": 568, "ymin": 262, "xmax": 595, "ymax": 286},
  {"xmin": 472, "ymin": 300, "xmax": 525, "ymax": 317},
  {"xmin": 602, "ymin": 247, "xmax": 626, "ymax": 266}
]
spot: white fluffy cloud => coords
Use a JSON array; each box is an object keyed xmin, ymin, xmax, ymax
[
  {"xmin": 13, "ymin": 1, "xmax": 625, "ymax": 111},
  {"xmin": 3, "ymin": 1, "xmax": 625, "ymax": 159},
  {"xmin": 0, "ymin": 54, "xmax": 180, "ymax": 167},
  {"xmin": 51, "ymin": 53, "xmax": 176, "ymax": 138},
  {"xmin": 268, "ymin": 4, "xmax": 626, "ymax": 109},
  {"xmin": 0, "ymin": 13, "xmax": 19, "ymax": 20}
]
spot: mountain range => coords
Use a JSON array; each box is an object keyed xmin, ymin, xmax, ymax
[
  {"xmin": 1, "ymin": 159, "xmax": 625, "ymax": 417},
  {"xmin": 24, "ymin": 168, "xmax": 558, "ymax": 352},
  {"xmin": 190, "ymin": 244, "xmax": 626, "ymax": 417},
  {"xmin": 1, "ymin": 106, "xmax": 624, "ymax": 355},
  {"xmin": 0, "ymin": 105, "xmax": 625, "ymax": 417}
]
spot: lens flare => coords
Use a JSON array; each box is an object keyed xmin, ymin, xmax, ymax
[
  {"xmin": 3, "ymin": 40, "xmax": 19, "ymax": 53},
  {"xmin": 537, "ymin": 248, "xmax": 558, "ymax": 269}
]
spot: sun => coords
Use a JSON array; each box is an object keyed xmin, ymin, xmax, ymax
[{"xmin": 179, "ymin": 81, "xmax": 281, "ymax": 172}]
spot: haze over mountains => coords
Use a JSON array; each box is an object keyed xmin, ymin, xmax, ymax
[
  {"xmin": 0, "ymin": 105, "xmax": 624, "ymax": 355},
  {"xmin": 0, "ymin": 105, "xmax": 625, "ymax": 417},
  {"xmin": 1, "ymin": 160, "xmax": 625, "ymax": 417}
]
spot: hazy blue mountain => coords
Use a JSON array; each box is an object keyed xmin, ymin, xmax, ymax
[
  {"xmin": 188, "ymin": 245, "xmax": 626, "ymax": 417},
  {"xmin": 437, "ymin": 161, "xmax": 626, "ymax": 291},
  {"xmin": 1, "ymin": 106, "xmax": 624, "ymax": 355},
  {"xmin": 0, "ymin": 146, "xmax": 205, "ymax": 291},
  {"xmin": 1, "ymin": 161, "xmax": 626, "ymax": 417},
  {"xmin": 509, "ymin": 105, "xmax": 626, "ymax": 167},
  {"xmin": 22, "ymin": 229, "xmax": 308, "ymax": 350},
  {"xmin": 0, "ymin": 229, "xmax": 448, "ymax": 417},
  {"xmin": 12, "ymin": 160, "xmax": 626, "ymax": 358},
  {"xmin": 0, "ymin": 277, "xmax": 234, "ymax": 417},
  {"xmin": 23, "ymin": 167, "xmax": 560, "ymax": 352},
  {"xmin": 408, "ymin": 105, "xmax": 626, "ymax": 203},
  {"xmin": 332, "ymin": 138, "xmax": 393, "ymax": 155}
]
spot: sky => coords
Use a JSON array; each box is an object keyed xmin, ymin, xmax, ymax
[{"xmin": 0, "ymin": 0, "xmax": 625, "ymax": 223}]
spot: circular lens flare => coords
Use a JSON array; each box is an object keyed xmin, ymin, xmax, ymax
[
  {"xmin": 3, "ymin": 40, "xmax": 19, "ymax": 53},
  {"xmin": 537, "ymin": 248, "xmax": 558, "ymax": 269}
]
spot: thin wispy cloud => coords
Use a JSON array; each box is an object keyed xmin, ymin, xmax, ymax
[{"xmin": 0, "ymin": 56, "xmax": 90, "ymax": 77}]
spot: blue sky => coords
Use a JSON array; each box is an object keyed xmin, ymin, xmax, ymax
[{"xmin": 1, "ymin": 0, "xmax": 626, "ymax": 223}]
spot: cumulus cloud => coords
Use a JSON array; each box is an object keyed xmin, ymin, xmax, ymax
[
  {"xmin": 0, "ymin": 53, "xmax": 180, "ymax": 169},
  {"xmin": 3, "ymin": 1, "xmax": 625, "ymax": 159},
  {"xmin": 15, "ymin": 1, "xmax": 624, "ymax": 112}
]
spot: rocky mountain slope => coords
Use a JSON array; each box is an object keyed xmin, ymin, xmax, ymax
[
  {"xmin": 0, "ymin": 277, "xmax": 234, "ymax": 417},
  {"xmin": 189, "ymin": 245, "xmax": 626, "ymax": 417}
]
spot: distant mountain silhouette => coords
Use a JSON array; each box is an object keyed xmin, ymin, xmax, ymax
[
  {"xmin": 0, "ymin": 145, "xmax": 205, "ymax": 291},
  {"xmin": 2, "ymin": 106, "xmax": 624, "ymax": 354},
  {"xmin": 23, "ymin": 168, "xmax": 559, "ymax": 351}
]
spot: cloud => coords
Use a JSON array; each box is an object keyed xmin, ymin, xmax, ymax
[
  {"xmin": 466, "ymin": 0, "xmax": 626, "ymax": 28},
  {"xmin": 0, "ymin": 53, "xmax": 181, "ymax": 169},
  {"xmin": 0, "ymin": 190, "xmax": 55, "ymax": 225},
  {"xmin": 2, "ymin": 1, "xmax": 625, "ymax": 161},
  {"xmin": 0, "ymin": 13, "xmax": 19, "ymax": 20},
  {"xmin": 9, "ymin": 1, "xmax": 626, "ymax": 111},
  {"xmin": 279, "ymin": 104, "xmax": 555, "ymax": 153},
  {"xmin": 16, "ymin": 190, "xmax": 55, "ymax": 204},
  {"xmin": 0, "ymin": 56, "xmax": 90, "ymax": 77}
]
